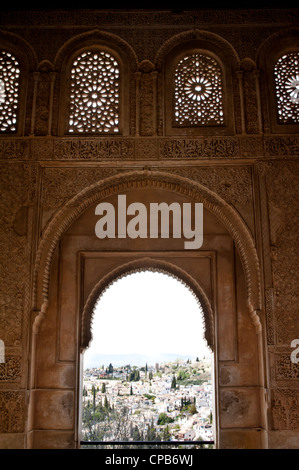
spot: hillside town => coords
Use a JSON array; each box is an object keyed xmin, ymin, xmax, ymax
[{"xmin": 81, "ymin": 357, "xmax": 214, "ymax": 448}]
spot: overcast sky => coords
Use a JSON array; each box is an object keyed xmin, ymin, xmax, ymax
[{"xmin": 84, "ymin": 270, "xmax": 211, "ymax": 365}]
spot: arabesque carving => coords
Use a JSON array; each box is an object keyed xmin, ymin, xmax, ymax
[
  {"xmin": 33, "ymin": 170, "xmax": 261, "ymax": 330},
  {"xmin": 0, "ymin": 391, "xmax": 25, "ymax": 432},
  {"xmin": 271, "ymin": 389, "xmax": 299, "ymax": 430}
]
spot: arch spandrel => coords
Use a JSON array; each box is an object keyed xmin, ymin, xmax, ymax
[
  {"xmin": 155, "ymin": 29, "xmax": 240, "ymax": 72},
  {"xmin": 33, "ymin": 169, "xmax": 262, "ymax": 333}
]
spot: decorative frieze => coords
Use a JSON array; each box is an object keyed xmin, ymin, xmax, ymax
[
  {"xmin": 0, "ymin": 139, "xmax": 30, "ymax": 160},
  {"xmin": 265, "ymin": 136, "xmax": 299, "ymax": 156},
  {"xmin": 160, "ymin": 137, "xmax": 239, "ymax": 159},
  {"xmin": 53, "ymin": 138, "xmax": 135, "ymax": 160},
  {"xmin": 0, "ymin": 9, "xmax": 297, "ymax": 27},
  {"xmin": 0, "ymin": 136, "xmax": 298, "ymax": 161}
]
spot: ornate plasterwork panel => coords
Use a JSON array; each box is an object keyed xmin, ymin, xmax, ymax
[
  {"xmin": 39, "ymin": 164, "xmax": 254, "ymax": 237},
  {"xmin": 0, "ymin": 161, "xmax": 36, "ymax": 417},
  {"xmin": 40, "ymin": 167, "xmax": 123, "ymax": 229},
  {"xmin": 275, "ymin": 354, "xmax": 299, "ymax": 381},
  {"xmin": 264, "ymin": 161, "xmax": 299, "ymax": 346},
  {"xmin": 0, "ymin": 391, "xmax": 25, "ymax": 432},
  {"xmin": 0, "ymin": 164, "xmax": 33, "ymax": 348},
  {"xmin": 271, "ymin": 389, "xmax": 299, "ymax": 431},
  {"xmin": 164, "ymin": 165, "xmax": 254, "ymax": 236},
  {"xmin": 0, "ymin": 356, "xmax": 21, "ymax": 382}
]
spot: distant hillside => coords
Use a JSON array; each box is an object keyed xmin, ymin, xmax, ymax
[{"xmin": 83, "ymin": 352, "xmax": 210, "ymax": 369}]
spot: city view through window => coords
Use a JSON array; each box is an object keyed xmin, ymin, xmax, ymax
[{"xmin": 81, "ymin": 271, "xmax": 215, "ymax": 449}]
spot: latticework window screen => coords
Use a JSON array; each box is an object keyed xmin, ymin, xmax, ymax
[
  {"xmin": 174, "ymin": 53, "xmax": 224, "ymax": 126},
  {"xmin": 0, "ymin": 51, "xmax": 20, "ymax": 132},
  {"xmin": 274, "ymin": 52, "xmax": 299, "ymax": 124},
  {"xmin": 68, "ymin": 51, "xmax": 120, "ymax": 134}
]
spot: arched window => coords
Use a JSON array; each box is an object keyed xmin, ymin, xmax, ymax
[
  {"xmin": 81, "ymin": 271, "xmax": 214, "ymax": 447},
  {"xmin": 274, "ymin": 51, "xmax": 299, "ymax": 124},
  {"xmin": 174, "ymin": 53, "xmax": 224, "ymax": 127},
  {"xmin": 68, "ymin": 50, "xmax": 120, "ymax": 134},
  {"xmin": 0, "ymin": 51, "xmax": 20, "ymax": 133}
]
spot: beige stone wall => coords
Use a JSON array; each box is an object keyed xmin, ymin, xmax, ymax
[{"xmin": 0, "ymin": 9, "xmax": 298, "ymax": 449}]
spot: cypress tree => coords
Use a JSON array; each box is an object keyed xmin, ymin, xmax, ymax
[
  {"xmin": 92, "ymin": 385, "xmax": 96, "ymax": 413},
  {"xmin": 171, "ymin": 375, "xmax": 176, "ymax": 389}
]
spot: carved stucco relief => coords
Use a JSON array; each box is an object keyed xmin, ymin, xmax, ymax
[
  {"xmin": 0, "ymin": 164, "xmax": 34, "ymax": 348},
  {"xmin": 271, "ymin": 389, "xmax": 299, "ymax": 431},
  {"xmin": 265, "ymin": 161, "xmax": 299, "ymax": 346},
  {"xmin": 1, "ymin": 136, "xmax": 299, "ymax": 162},
  {"xmin": 164, "ymin": 165, "xmax": 254, "ymax": 235},
  {"xmin": 33, "ymin": 169, "xmax": 261, "ymax": 344},
  {"xmin": 39, "ymin": 164, "xmax": 254, "ymax": 239},
  {"xmin": 263, "ymin": 161, "xmax": 299, "ymax": 431},
  {"xmin": 0, "ymin": 162, "xmax": 37, "ymax": 423},
  {"xmin": 0, "ymin": 391, "xmax": 25, "ymax": 433}
]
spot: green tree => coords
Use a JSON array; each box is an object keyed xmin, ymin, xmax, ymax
[
  {"xmin": 104, "ymin": 395, "xmax": 110, "ymax": 410},
  {"xmin": 146, "ymin": 419, "xmax": 161, "ymax": 442},
  {"xmin": 132, "ymin": 425, "xmax": 143, "ymax": 442},
  {"xmin": 101, "ymin": 382, "xmax": 106, "ymax": 393},
  {"xmin": 157, "ymin": 413, "xmax": 174, "ymax": 425},
  {"xmin": 162, "ymin": 425, "xmax": 171, "ymax": 441},
  {"xmin": 130, "ymin": 368, "xmax": 140, "ymax": 382},
  {"xmin": 189, "ymin": 403, "xmax": 197, "ymax": 415},
  {"xmin": 171, "ymin": 375, "xmax": 176, "ymax": 389},
  {"xmin": 180, "ymin": 396, "xmax": 191, "ymax": 411},
  {"xmin": 92, "ymin": 385, "xmax": 96, "ymax": 412}
]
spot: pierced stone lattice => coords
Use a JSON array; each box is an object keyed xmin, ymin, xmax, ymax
[
  {"xmin": 274, "ymin": 52, "xmax": 299, "ymax": 124},
  {"xmin": 0, "ymin": 51, "xmax": 20, "ymax": 132},
  {"xmin": 174, "ymin": 53, "xmax": 224, "ymax": 126},
  {"xmin": 68, "ymin": 51, "xmax": 120, "ymax": 134}
]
